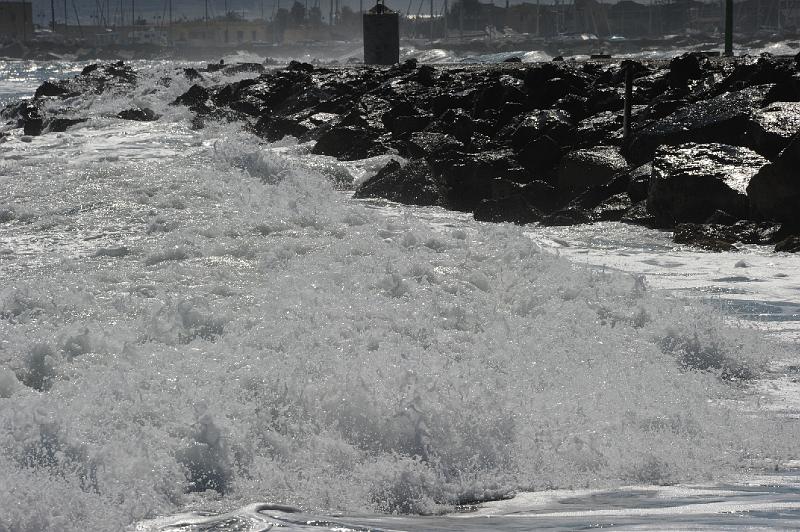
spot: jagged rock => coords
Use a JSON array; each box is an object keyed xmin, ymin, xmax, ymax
[
  {"xmin": 440, "ymin": 150, "xmax": 525, "ymax": 211},
  {"xmin": 34, "ymin": 81, "xmax": 69, "ymax": 99},
  {"xmin": 81, "ymin": 64, "xmax": 99, "ymax": 76},
  {"xmin": 402, "ymin": 132, "xmax": 463, "ymax": 159},
  {"xmin": 575, "ymin": 111, "xmax": 622, "ymax": 147},
  {"xmin": 20, "ymin": 103, "xmax": 43, "ymax": 136},
  {"xmin": 174, "ymin": 84, "xmax": 212, "ymax": 112},
  {"xmin": 557, "ymin": 145, "xmax": 628, "ymax": 197},
  {"xmin": 46, "ymin": 117, "xmax": 87, "ymax": 132},
  {"xmin": 389, "ymin": 114, "xmax": 432, "ymax": 136},
  {"xmin": 628, "ymin": 85, "xmax": 780, "ymax": 165},
  {"xmin": 647, "ymin": 143, "xmax": 767, "ymax": 227},
  {"xmin": 507, "ymin": 109, "xmax": 574, "ymax": 150},
  {"xmin": 288, "ymin": 60, "xmax": 314, "ymax": 72},
  {"xmin": 254, "ymin": 115, "xmax": 310, "ymax": 141},
  {"xmin": 667, "ymin": 52, "xmax": 710, "ymax": 88},
  {"xmin": 117, "ymin": 107, "xmax": 158, "ymax": 121},
  {"xmin": 354, "ymin": 159, "xmax": 446, "ymax": 206},
  {"xmin": 516, "ymin": 134, "xmax": 562, "ymax": 175},
  {"xmin": 474, "ymin": 195, "xmax": 542, "ymax": 225},
  {"xmin": 312, "ymin": 125, "xmax": 386, "ymax": 160},
  {"xmin": 427, "ymin": 108, "xmax": 474, "ymax": 144},
  {"xmin": 746, "ymin": 134, "xmax": 800, "ymax": 229},
  {"xmin": 748, "ymin": 101, "xmax": 800, "ymax": 160},
  {"xmin": 711, "ymin": 56, "xmax": 798, "ymax": 97}
]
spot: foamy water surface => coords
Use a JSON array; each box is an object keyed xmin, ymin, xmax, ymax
[{"xmin": 1, "ymin": 58, "xmax": 799, "ymax": 531}]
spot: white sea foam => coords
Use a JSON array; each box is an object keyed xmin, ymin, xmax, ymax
[{"xmin": 0, "ymin": 61, "xmax": 799, "ymax": 532}]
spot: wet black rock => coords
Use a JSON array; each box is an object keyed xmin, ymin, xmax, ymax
[
  {"xmin": 557, "ymin": 145, "xmax": 628, "ymax": 197},
  {"xmin": 117, "ymin": 107, "xmax": 158, "ymax": 121},
  {"xmin": 354, "ymin": 159, "xmax": 446, "ymax": 206},
  {"xmin": 254, "ymin": 115, "xmax": 310, "ymax": 141},
  {"xmin": 516, "ymin": 134, "xmax": 562, "ymax": 175},
  {"xmin": 667, "ymin": 52, "xmax": 710, "ymax": 88},
  {"xmin": 174, "ymin": 84, "xmax": 212, "ymax": 112},
  {"xmin": 21, "ymin": 103, "xmax": 43, "ymax": 136},
  {"xmin": 441, "ymin": 150, "xmax": 526, "ymax": 211},
  {"xmin": 34, "ymin": 81, "xmax": 70, "ymax": 99},
  {"xmin": 748, "ymin": 102, "xmax": 800, "ymax": 160},
  {"xmin": 628, "ymin": 85, "xmax": 779, "ymax": 165},
  {"xmin": 647, "ymin": 143, "xmax": 767, "ymax": 227},
  {"xmin": 312, "ymin": 125, "xmax": 387, "ymax": 160},
  {"xmin": 540, "ymin": 206, "xmax": 594, "ymax": 226},
  {"xmin": 184, "ymin": 67, "xmax": 202, "ymax": 81},
  {"xmin": 474, "ymin": 195, "xmax": 542, "ymax": 224},
  {"xmin": 746, "ymin": 134, "xmax": 800, "ymax": 229}
]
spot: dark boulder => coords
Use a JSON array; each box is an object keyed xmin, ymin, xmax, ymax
[
  {"xmin": 312, "ymin": 125, "xmax": 386, "ymax": 160},
  {"xmin": 81, "ymin": 64, "xmax": 99, "ymax": 76},
  {"xmin": 474, "ymin": 195, "xmax": 542, "ymax": 225},
  {"xmin": 746, "ymin": 134, "xmax": 800, "ymax": 229},
  {"xmin": 516, "ymin": 134, "xmax": 562, "ymax": 175},
  {"xmin": 628, "ymin": 84, "xmax": 780, "ymax": 165},
  {"xmin": 354, "ymin": 159, "xmax": 446, "ymax": 206},
  {"xmin": 184, "ymin": 67, "xmax": 202, "ymax": 81},
  {"xmin": 556, "ymin": 146, "xmax": 628, "ymax": 197},
  {"xmin": 34, "ymin": 81, "xmax": 69, "ymax": 99},
  {"xmin": 667, "ymin": 52, "xmax": 710, "ymax": 88},
  {"xmin": 254, "ymin": 115, "xmax": 310, "ymax": 141},
  {"xmin": 288, "ymin": 60, "xmax": 314, "ymax": 72},
  {"xmin": 389, "ymin": 114, "xmax": 433, "ymax": 136},
  {"xmin": 401, "ymin": 132, "xmax": 463, "ymax": 160},
  {"xmin": 20, "ymin": 103, "xmax": 43, "ymax": 136},
  {"xmin": 441, "ymin": 150, "xmax": 525, "ymax": 211},
  {"xmin": 117, "ymin": 107, "xmax": 158, "ymax": 121},
  {"xmin": 626, "ymin": 163, "xmax": 652, "ymax": 203},
  {"xmin": 647, "ymin": 143, "xmax": 767, "ymax": 227},
  {"xmin": 174, "ymin": 84, "xmax": 212, "ymax": 112},
  {"xmin": 748, "ymin": 101, "xmax": 800, "ymax": 160},
  {"xmin": 507, "ymin": 109, "xmax": 574, "ymax": 150}
]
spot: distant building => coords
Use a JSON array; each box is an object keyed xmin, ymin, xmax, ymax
[
  {"xmin": 0, "ymin": 2, "xmax": 34, "ymax": 41},
  {"xmin": 171, "ymin": 19, "xmax": 270, "ymax": 46}
]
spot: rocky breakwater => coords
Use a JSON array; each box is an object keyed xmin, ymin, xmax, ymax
[{"xmin": 8, "ymin": 55, "xmax": 800, "ymax": 252}]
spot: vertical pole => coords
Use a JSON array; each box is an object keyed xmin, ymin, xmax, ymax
[
  {"xmin": 444, "ymin": 0, "xmax": 447, "ymax": 38},
  {"xmin": 724, "ymin": 0, "xmax": 733, "ymax": 56},
  {"xmin": 52, "ymin": 0, "xmax": 56, "ymax": 30},
  {"xmin": 430, "ymin": 0, "xmax": 434, "ymax": 40},
  {"xmin": 623, "ymin": 61, "xmax": 633, "ymax": 149},
  {"xmin": 65, "ymin": 0, "xmax": 68, "ymax": 30}
]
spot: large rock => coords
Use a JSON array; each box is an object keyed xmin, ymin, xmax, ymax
[
  {"xmin": 312, "ymin": 125, "xmax": 386, "ymax": 160},
  {"xmin": 673, "ymin": 221, "xmax": 782, "ymax": 251},
  {"xmin": 557, "ymin": 146, "xmax": 628, "ymax": 197},
  {"xmin": 748, "ymin": 101, "xmax": 800, "ymax": 160},
  {"xmin": 746, "ymin": 134, "xmax": 800, "ymax": 229},
  {"xmin": 647, "ymin": 143, "xmax": 767, "ymax": 227},
  {"xmin": 628, "ymin": 85, "xmax": 779, "ymax": 165},
  {"xmin": 473, "ymin": 195, "xmax": 543, "ymax": 225},
  {"xmin": 354, "ymin": 159, "xmax": 446, "ymax": 206},
  {"xmin": 441, "ymin": 150, "xmax": 528, "ymax": 211}
]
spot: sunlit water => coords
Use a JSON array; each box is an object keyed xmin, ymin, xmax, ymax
[{"xmin": 1, "ymin": 57, "xmax": 799, "ymax": 531}]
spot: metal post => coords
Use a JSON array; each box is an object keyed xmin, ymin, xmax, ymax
[
  {"xmin": 51, "ymin": 0, "xmax": 56, "ymax": 30},
  {"xmin": 430, "ymin": 0, "xmax": 434, "ymax": 40},
  {"xmin": 623, "ymin": 61, "xmax": 633, "ymax": 148},
  {"xmin": 724, "ymin": 0, "xmax": 733, "ymax": 56}
]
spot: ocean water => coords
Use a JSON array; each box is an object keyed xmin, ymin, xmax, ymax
[{"xmin": 1, "ymin": 58, "xmax": 799, "ymax": 532}]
